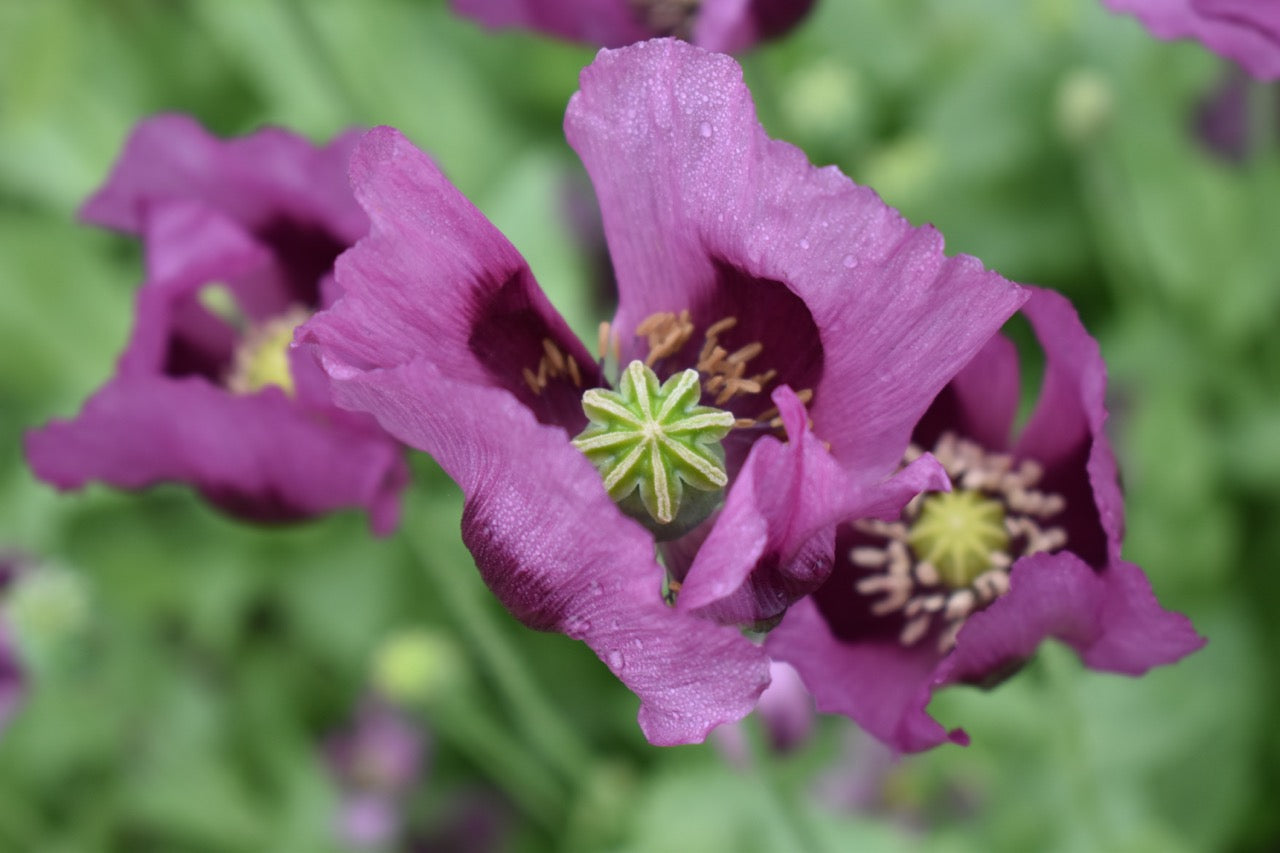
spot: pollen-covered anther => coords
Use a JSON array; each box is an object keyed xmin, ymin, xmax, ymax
[
  {"xmin": 521, "ymin": 337, "xmax": 584, "ymax": 395},
  {"xmin": 850, "ymin": 432, "xmax": 1069, "ymax": 652},
  {"xmin": 572, "ymin": 360, "xmax": 734, "ymax": 539},
  {"xmin": 636, "ymin": 310, "xmax": 695, "ymax": 366},
  {"xmin": 689, "ymin": 315, "xmax": 779, "ymax": 414}
]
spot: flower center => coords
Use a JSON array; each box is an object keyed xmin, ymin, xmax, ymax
[
  {"xmin": 573, "ymin": 360, "xmax": 734, "ymax": 540},
  {"xmin": 907, "ymin": 490, "xmax": 1010, "ymax": 589},
  {"xmin": 227, "ymin": 306, "xmax": 311, "ymax": 396},
  {"xmin": 630, "ymin": 0, "xmax": 701, "ymax": 37},
  {"xmin": 852, "ymin": 433, "xmax": 1067, "ymax": 652}
]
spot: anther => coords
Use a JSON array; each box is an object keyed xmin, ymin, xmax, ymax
[
  {"xmin": 597, "ymin": 321, "xmax": 611, "ymax": 362},
  {"xmin": 542, "ymin": 338, "xmax": 566, "ymax": 373},
  {"xmin": 726, "ymin": 342, "xmax": 763, "ymax": 365},
  {"xmin": 850, "ymin": 431, "xmax": 1070, "ymax": 652},
  {"xmin": 522, "ymin": 367, "xmax": 541, "ymax": 395}
]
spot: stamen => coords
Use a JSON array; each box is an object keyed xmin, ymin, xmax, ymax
[
  {"xmin": 542, "ymin": 339, "xmax": 566, "ymax": 373},
  {"xmin": 636, "ymin": 310, "xmax": 695, "ymax": 366},
  {"xmin": 521, "ymin": 337, "xmax": 582, "ymax": 397},
  {"xmin": 850, "ymin": 431, "xmax": 1069, "ymax": 653},
  {"xmin": 693, "ymin": 314, "xmax": 776, "ymax": 408},
  {"xmin": 596, "ymin": 318, "xmax": 611, "ymax": 358},
  {"xmin": 522, "ymin": 367, "xmax": 541, "ymax": 395}
]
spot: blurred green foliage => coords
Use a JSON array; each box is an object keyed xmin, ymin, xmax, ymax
[{"xmin": 2, "ymin": 0, "xmax": 1277, "ymax": 850}]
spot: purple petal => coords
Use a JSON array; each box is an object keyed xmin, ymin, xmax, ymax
[
  {"xmin": 326, "ymin": 358, "xmax": 771, "ymax": 744},
  {"xmin": 565, "ymin": 40, "xmax": 1026, "ymax": 482},
  {"xmin": 1015, "ymin": 286, "xmax": 1122, "ymax": 568},
  {"xmin": 677, "ymin": 386, "xmax": 849, "ymax": 622},
  {"xmin": 680, "ymin": 387, "xmax": 949, "ymax": 623},
  {"xmin": 914, "ymin": 333, "xmax": 1021, "ymax": 454},
  {"xmin": 1197, "ymin": 0, "xmax": 1280, "ymax": 43},
  {"xmin": 450, "ymin": 0, "xmax": 811, "ymax": 50},
  {"xmin": 449, "ymin": 0, "xmax": 653, "ymax": 47},
  {"xmin": 694, "ymin": 0, "xmax": 817, "ymax": 53},
  {"xmin": 301, "ymin": 127, "xmax": 599, "ymax": 432},
  {"xmin": 938, "ymin": 552, "xmax": 1205, "ymax": 686},
  {"xmin": 27, "ymin": 374, "xmax": 406, "ymax": 532},
  {"xmin": 1104, "ymin": 0, "xmax": 1280, "ymax": 80},
  {"xmin": 766, "ymin": 598, "xmax": 967, "ymax": 753},
  {"xmin": 81, "ymin": 114, "xmax": 367, "ymax": 246}
]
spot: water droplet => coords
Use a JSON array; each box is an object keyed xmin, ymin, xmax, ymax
[
  {"xmin": 842, "ymin": 254, "xmax": 859, "ymax": 269},
  {"xmin": 699, "ymin": 121, "xmax": 713, "ymax": 138},
  {"xmin": 607, "ymin": 650, "xmax": 624, "ymax": 670}
]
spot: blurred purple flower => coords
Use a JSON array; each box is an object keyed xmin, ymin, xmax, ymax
[
  {"xmin": 302, "ymin": 39, "xmax": 1024, "ymax": 744},
  {"xmin": 25, "ymin": 116, "xmax": 407, "ymax": 533},
  {"xmin": 0, "ymin": 553, "xmax": 27, "ymax": 734},
  {"xmin": 1104, "ymin": 0, "xmax": 1280, "ymax": 80},
  {"xmin": 450, "ymin": 0, "xmax": 815, "ymax": 52},
  {"xmin": 326, "ymin": 697, "xmax": 429, "ymax": 849},
  {"xmin": 712, "ymin": 660, "xmax": 814, "ymax": 764},
  {"xmin": 768, "ymin": 288, "xmax": 1205, "ymax": 752}
]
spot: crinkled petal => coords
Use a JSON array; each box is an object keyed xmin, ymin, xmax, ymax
[
  {"xmin": 326, "ymin": 357, "xmax": 770, "ymax": 744},
  {"xmin": 26, "ymin": 374, "xmax": 406, "ymax": 533},
  {"xmin": 766, "ymin": 598, "xmax": 967, "ymax": 753},
  {"xmin": 680, "ymin": 387, "xmax": 948, "ymax": 624},
  {"xmin": 301, "ymin": 127, "xmax": 599, "ymax": 432},
  {"xmin": 449, "ymin": 0, "xmax": 652, "ymax": 47},
  {"xmin": 938, "ymin": 552, "xmax": 1205, "ymax": 686},
  {"xmin": 565, "ymin": 40, "xmax": 1026, "ymax": 482},
  {"xmin": 450, "ymin": 0, "xmax": 810, "ymax": 51},
  {"xmin": 1197, "ymin": 0, "xmax": 1280, "ymax": 43},
  {"xmin": 1015, "ymin": 286, "xmax": 1123, "ymax": 566},
  {"xmin": 1104, "ymin": 0, "xmax": 1280, "ymax": 80},
  {"xmin": 81, "ymin": 113, "xmax": 367, "ymax": 244}
]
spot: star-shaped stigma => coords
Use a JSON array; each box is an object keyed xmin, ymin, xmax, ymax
[{"xmin": 573, "ymin": 360, "xmax": 735, "ymax": 538}]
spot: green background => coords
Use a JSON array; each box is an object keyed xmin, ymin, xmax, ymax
[{"xmin": 1, "ymin": 0, "xmax": 1275, "ymax": 850}]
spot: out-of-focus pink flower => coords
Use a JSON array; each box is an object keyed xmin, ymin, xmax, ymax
[
  {"xmin": 25, "ymin": 116, "xmax": 407, "ymax": 533},
  {"xmin": 1105, "ymin": 0, "xmax": 1280, "ymax": 80}
]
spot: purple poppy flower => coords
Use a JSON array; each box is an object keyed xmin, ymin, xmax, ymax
[
  {"xmin": 450, "ymin": 0, "xmax": 815, "ymax": 53},
  {"xmin": 767, "ymin": 287, "xmax": 1205, "ymax": 753},
  {"xmin": 1104, "ymin": 0, "xmax": 1280, "ymax": 80},
  {"xmin": 326, "ymin": 697, "xmax": 428, "ymax": 849},
  {"xmin": 25, "ymin": 116, "xmax": 408, "ymax": 533},
  {"xmin": 302, "ymin": 39, "xmax": 1025, "ymax": 743}
]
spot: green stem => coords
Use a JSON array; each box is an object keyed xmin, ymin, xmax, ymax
[
  {"xmin": 432, "ymin": 699, "xmax": 565, "ymax": 829},
  {"xmin": 278, "ymin": 0, "xmax": 367, "ymax": 120},
  {"xmin": 744, "ymin": 715, "xmax": 827, "ymax": 853},
  {"xmin": 405, "ymin": 513, "xmax": 594, "ymax": 790}
]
